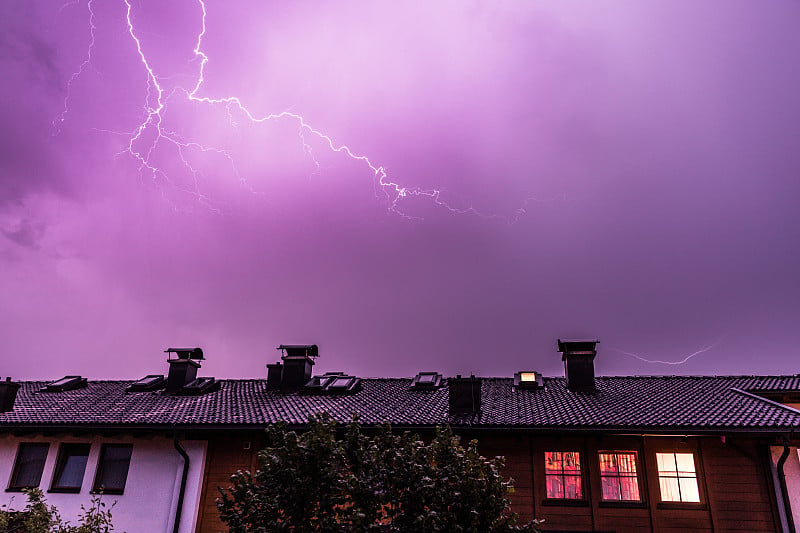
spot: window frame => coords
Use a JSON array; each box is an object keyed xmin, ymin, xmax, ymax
[
  {"xmin": 655, "ymin": 451, "xmax": 702, "ymax": 504},
  {"xmin": 543, "ymin": 451, "xmax": 585, "ymax": 501},
  {"xmin": 50, "ymin": 443, "xmax": 91, "ymax": 493},
  {"xmin": 92, "ymin": 444, "xmax": 133, "ymax": 495},
  {"xmin": 7, "ymin": 443, "xmax": 50, "ymax": 492},
  {"xmin": 597, "ymin": 450, "xmax": 643, "ymax": 503}
]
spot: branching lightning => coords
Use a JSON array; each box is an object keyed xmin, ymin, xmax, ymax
[
  {"xmin": 611, "ymin": 339, "xmax": 723, "ymax": 366},
  {"xmin": 53, "ymin": 0, "xmax": 96, "ymax": 134},
  {"xmin": 55, "ymin": 0, "xmax": 544, "ymax": 221}
]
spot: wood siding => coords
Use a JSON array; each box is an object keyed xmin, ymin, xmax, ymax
[{"xmin": 197, "ymin": 433, "xmax": 780, "ymax": 533}]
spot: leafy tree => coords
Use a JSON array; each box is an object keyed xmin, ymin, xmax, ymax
[
  {"xmin": 217, "ymin": 414, "xmax": 541, "ymax": 532},
  {"xmin": 0, "ymin": 488, "xmax": 115, "ymax": 533}
]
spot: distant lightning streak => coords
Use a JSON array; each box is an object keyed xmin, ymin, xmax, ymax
[
  {"xmin": 65, "ymin": 0, "xmax": 541, "ymax": 221},
  {"xmin": 612, "ymin": 339, "xmax": 723, "ymax": 365},
  {"xmin": 53, "ymin": 0, "xmax": 96, "ymax": 134}
]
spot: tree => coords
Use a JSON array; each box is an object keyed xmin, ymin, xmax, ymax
[
  {"xmin": 217, "ymin": 414, "xmax": 541, "ymax": 532},
  {"xmin": 0, "ymin": 488, "xmax": 115, "ymax": 533}
]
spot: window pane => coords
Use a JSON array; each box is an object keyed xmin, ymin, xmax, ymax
[
  {"xmin": 53, "ymin": 444, "xmax": 90, "ymax": 490},
  {"xmin": 656, "ymin": 452, "xmax": 677, "ymax": 474},
  {"xmin": 599, "ymin": 453, "xmax": 617, "ymax": 474},
  {"xmin": 679, "ymin": 477, "xmax": 700, "ymax": 502},
  {"xmin": 546, "ymin": 474, "xmax": 564, "ymax": 498},
  {"xmin": 675, "ymin": 453, "xmax": 696, "ymax": 474},
  {"xmin": 618, "ymin": 453, "xmax": 637, "ymax": 474},
  {"xmin": 601, "ymin": 476, "xmax": 620, "ymax": 500},
  {"xmin": 94, "ymin": 445, "xmax": 133, "ymax": 493},
  {"xmin": 10, "ymin": 444, "xmax": 49, "ymax": 489},
  {"xmin": 563, "ymin": 452, "xmax": 580, "ymax": 472},
  {"xmin": 545, "ymin": 452, "xmax": 563, "ymax": 471},
  {"xmin": 619, "ymin": 475, "xmax": 640, "ymax": 501},
  {"xmin": 564, "ymin": 475, "xmax": 582, "ymax": 499},
  {"xmin": 659, "ymin": 476, "xmax": 680, "ymax": 501}
]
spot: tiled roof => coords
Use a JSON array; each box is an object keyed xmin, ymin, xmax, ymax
[{"xmin": 2, "ymin": 375, "xmax": 800, "ymax": 432}]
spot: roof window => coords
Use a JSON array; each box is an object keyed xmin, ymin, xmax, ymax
[
  {"xmin": 126, "ymin": 375, "xmax": 166, "ymax": 392},
  {"xmin": 411, "ymin": 372, "xmax": 442, "ymax": 390},
  {"xmin": 181, "ymin": 377, "xmax": 220, "ymax": 395},
  {"xmin": 514, "ymin": 371, "xmax": 543, "ymax": 390},
  {"xmin": 304, "ymin": 372, "xmax": 359, "ymax": 393},
  {"xmin": 41, "ymin": 376, "xmax": 87, "ymax": 393}
]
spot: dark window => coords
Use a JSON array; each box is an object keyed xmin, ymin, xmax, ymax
[
  {"xmin": 51, "ymin": 443, "xmax": 90, "ymax": 492},
  {"xmin": 544, "ymin": 451, "xmax": 583, "ymax": 499},
  {"xmin": 92, "ymin": 445, "xmax": 133, "ymax": 494},
  {"xmin": 8, "ymin": 443, "xmax": 49, "ymax": 490},
  {"xmin": 599, "ymin": 451, "xmax": 641, "ymax": 501}
]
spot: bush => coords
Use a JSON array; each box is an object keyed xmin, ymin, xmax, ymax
[
  {"xmin": 217, "ymin": 414, "xmax": 541, "ymax": 532},
  {"xmin": 0, "ymin": 488, "xmax": 115, "ymax": 533}
]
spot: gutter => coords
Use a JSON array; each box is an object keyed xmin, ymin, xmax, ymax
[
  {"xmin": 777, "ymin": 441, "xmax": 796, "ymax": 533},
  {"xmin": 173, "ymin": 439, "xmax": 190, "ymax": 533}
]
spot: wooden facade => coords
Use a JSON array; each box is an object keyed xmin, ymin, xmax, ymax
[{"xmin": 196, "ymin": 431, "xmax": 783, "ymax": 533}]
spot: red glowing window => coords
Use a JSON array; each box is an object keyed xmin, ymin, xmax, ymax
[
  {"xmin": 544, "ymin": 451, "xmax": 583, "ymax": 499},
  {"xmin": 599, "ymin": 451, "xmax": 641, "ymax": 501}
]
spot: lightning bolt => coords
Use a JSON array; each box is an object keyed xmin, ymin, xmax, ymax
[
  {"xmin": 61, "ymin": 0, "xmax": 548, "ymax": 221},
  {"xmin": 53, "ymin": 0, "xmax": 96, "ymax": 135},
  {"xmin": 611, "ymin": 339, "xmax": 723, "ymax": 366}
]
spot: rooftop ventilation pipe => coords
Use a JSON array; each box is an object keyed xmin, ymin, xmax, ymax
[
  {"xmin": 165, "ymin": 348, "xmax": 204, "ymax": 393},
  {"xmin": 271, "ymin": 345, "xmax": 318, "ymax": 390},
  {"xmin": 558, "ymin": 339, "xmax": 598, "ymax": 392},
  {"xmin": 0, "ymin": 378, "xmax": 20, "ymax": 413}
]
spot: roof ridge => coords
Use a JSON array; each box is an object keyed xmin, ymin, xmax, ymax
[{"xmin": 730, "ymin": 387, "xmax": 800, "ymax": 417}]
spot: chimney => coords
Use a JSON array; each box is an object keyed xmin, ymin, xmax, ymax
[
  {"xmin": 558, "ymin": 339, "xmax": 598, "ymax": 391},
  {"xmin": 266, "ymin": 362, "xmax": 283, "ymax": 390},
  {"xmin": 275, "ymin": 345, "xmax": 318, "ymax": 390},
  {"xmin": 165, "ymin": 348, "xmax": 204, "ymax": 393},
  {"xmin": 0, "ymin": 378, "xmax": 20, "ymax": 413},
  {"xmin": 448, "ymin": 374, "xmax": 481, "ymax": 414}
]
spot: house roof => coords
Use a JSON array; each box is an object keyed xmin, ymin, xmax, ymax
[{"xmin": 2, "ymin": 375, "xmax": 800, "ymax": 433}]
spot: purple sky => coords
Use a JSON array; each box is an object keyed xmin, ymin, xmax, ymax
[{"xmin": 2, "ymin": 0, "xmax": 800, "ymax": 380}]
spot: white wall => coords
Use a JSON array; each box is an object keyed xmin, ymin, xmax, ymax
[{"xmin": 0, "ymin": 434, "xmax": 206, "ymax": 533}]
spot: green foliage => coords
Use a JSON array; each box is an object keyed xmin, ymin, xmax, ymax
[
  {"xmin": 217, "ymin": 414, "xmax": 542, "ymax": 532},
  {"xmin": 0, "ymin": 488, "xmax": 115, "ymax": 533}
]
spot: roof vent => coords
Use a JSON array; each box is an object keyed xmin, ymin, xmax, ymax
[
  {"xmin": 41, "ymin": 376, "xmax": 87, "ymax": 393},
  {"xmin": 558, "ymin": 339, "xmax": 598, "ymax": 392},
  {"xmin": 0, "ymin": 378, "xmax": 21, "ymax": 412},
  {"xmin": 411, "ymin": 372, "xmax": 442, "ymax": 390},
  {"xmin": 126, "ymin": 374, "xmax": 166, "ymax": 392},
  {"xmin": 181, "ymin": 377, "xmax": 221, "ymax": 395},
  {"xmin": 165, "ymin": 347, "xmax": 204, "ymax": 393},
  {"xmin": 273, "ymin": 344, "xmax": 319, "ymax": 390},
  {"xmin": 448, "ymin": 375, "xmax": 481, "ymax": 414},
  {"xmin": 514, "ymin": 371, "xmax": 543, "ymax": 390}
]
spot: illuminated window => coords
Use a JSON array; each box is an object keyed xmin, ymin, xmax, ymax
[
  {"xmin": 599, "ymin": 452, "xmax": 640, "ymax": 501},
  {"xmin": 656, "ymin": 452, "xmax": 700, "ymax": 502},
  {"xmin": 93, "ymin": 445, "xmax": 133, "ymax": 494},
  {"xmin": 544, "ymin": 452, "xmax": 583, "ymax": 499},
  {"xmin": 8, "ymin": 443, "xmax": 49, "ymax": 490},
  {"xmin": 51, "ymin": 443, "xmax": 90, "ymax": 492}
]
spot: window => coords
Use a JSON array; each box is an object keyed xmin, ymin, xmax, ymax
[
  {"xmin": 8, "ymin": 443, "xmax": 49, "ymax": 490},
  {"xmin": 656, "ymin": 452, "xmax": 700, "ymax": 502},
  {"xmin": 599, "ymin": 451, "xmax": 641, "ymax": 501},
  {"xmin": 93, "ymin": 445, "xmax": 133, "ymax": 494},
  {"xmin": 544, "ymin": 451, "xmax": 583, "ymax": 499},
  {"xmin": 51, "ymin": 443, "xmax": 90, "ymax": 492}
]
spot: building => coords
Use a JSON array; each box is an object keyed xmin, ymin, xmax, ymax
[{"xmin": 1, "ymin": 341, "xmax": 799, "ymax": 532}]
